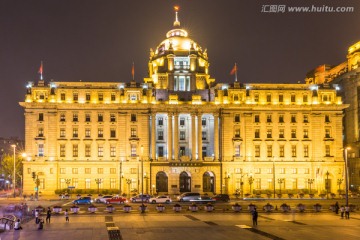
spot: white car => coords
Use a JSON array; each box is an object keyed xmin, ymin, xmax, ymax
[
  {"xmin": 95, "ymin": 195, "xmax": 113, "ymax": 203},
  {"xmin": 149, "ymin": 195, "xmax": 172, "ymax": 204}
]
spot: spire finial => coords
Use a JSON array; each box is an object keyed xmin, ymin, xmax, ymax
[{"xmin": 173, "ymin": 6, "xmax": 180, "ymax": 27}]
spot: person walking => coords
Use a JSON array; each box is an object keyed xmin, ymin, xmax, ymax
[
  {"xmin": 65, "ymin": 209, "xmax": 69, "ymax": 222},
  {"xmin": 252, "ymin": 208, "xmax": 258, "ymax": 226},
  {"xmin": 345, "ymin": 205, "xmax": 350, "ymax": 219},
  {"xmin": 34, "ymin": 209, "xmax": 39, "ymax": 224},
  {"xmin": 340, "ymin": 205, "xmax": 345, "ymax": 218},
  {"xmin": 46, "ymin": 207, "xmax": 52, "ymax": 223},
  {"xmin": 334, "ymin": 201, "xmax": 339, "ymax": 214},
  {"xmin": 14, "ymin": 219, "xmax": 22, "ymax": 230}
]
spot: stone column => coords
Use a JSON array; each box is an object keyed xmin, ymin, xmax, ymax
[
  {"xmin": 214, "ymin": 113, "xmax": 219, "ymax": 161},
  {"xmin": 167, "ymin": 113, "xmax": 173, "ymax": 161},
  {"xmin": 191, "ymin": 113, "xmax": 196, "ymax": 160},
  {"xmin": 174, "ymin": 114, "xmax": 179, "ymax": 160},
  {"xmin": 197, "ymin": 114, "xmax": 203, "ymax": 160},
  {"xmin": 151, "ymin": 113, "xmax": 156, "ymax": 160}
]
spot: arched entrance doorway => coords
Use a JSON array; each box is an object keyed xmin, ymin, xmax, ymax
[
  {"xmin": 156, "ymin": 171, "xmax": 168, "ymax": 193},
  {"xmin": 203, "ymin": 172, "xmax": 215, "ymax": 193},
  {"xmin": 179, "ymin": 171, "xmax": 191, "ymax": 192}
]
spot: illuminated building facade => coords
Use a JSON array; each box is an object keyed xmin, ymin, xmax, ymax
[
  {"xmin": 20, "ymin": 9, "xmax": 348, "ymax": 196},
  {"xmin": 306, "ymin": 40, "xmax": 360, "ymax": 191}
]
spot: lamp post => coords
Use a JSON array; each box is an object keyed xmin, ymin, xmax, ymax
[
  {"xmin": 272, "ymin": 157, "xmax": 276, "ymax": 198},
  {"xmin": 119, "ymin": 158, "xmax": 123, "ymax": 196},
  {"xmin": 11, "ymin": 144, "xmax": 16, "ymax": 198},
  {"xmin": 337, "ymin": 178, "xmax": 343, "ymax": 196},
  {"xmin": 248, "ymin": 176, "xmax": 254, "ymax": 196},
  {"xmin": 140, "ymin": 145, "xmax": 145, "ymax": 213},
  {"xmin": 308, "ymin": 179, "xmax": 314, "ymax": 195},
  {"xmin": 278, "ymin": 178, "xmax": 284, "ymax": 195},
  {"xmin": 126, "ymin": 179, "xmax": 132, "ymax": 198},
  {"xmin": 344, "ymin": 147, "xmax": 351, "ymax": 206},
  {"xmin": 95, "ymin": 178, "xmax": 102, "ymax": 194},
  {"xmin": 325, "ymin": 171, "xmax": 330, "ymax": 199}
]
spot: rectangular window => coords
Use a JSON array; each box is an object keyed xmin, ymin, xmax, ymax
[
  {"xmin": 85, "ymin": 168, "xmax": 91, "ymax": 174},
  {"xmin": 234, "ymin": 145, "xmax": 240, "ymax": 157},
  {"xmin": 291, "ymin": 129, "xmax": 297, "ymax": 138},
  {"xmin": 325, "ymin": 145, "xmax": 331, "ymax": 156},
  {"xmin": 291, "ymin": 114, "xmax": 296, "ymax": 123},
  {"xmin": 266, "ymin": 94, "xmax": 272, "ymax": 103},
  {"xmin": 279, "ymin": 114, "xmax": 284, "ymax": 123},
  {"xmin": 325, "ymin": 115, "xmax": 330, "ymax": 123},
  {"xmin": 158, "ymin": 146, "xmax": 164, "ymax": 157},
  {"xmin": 179, "ymin": 146, "xmax": 185, "ymax": 156},
  {"xmin": 38, "ymin": 113, "xmax": 44, "ymax": 121},
  {"xmin": 38, "ymin": 127, "xmax": 44, "ymax": 137},
  {"xmin": 85, "ymin": 144, "xmax": 91, "ymax": 157},
  {"xmin": 291, "ymin": 145, "xmax": 297, "ymax": 157},
  {"xmin": 73, "ymin": 144, "xmax": 78, "ymax": 157},
  {"xmin": 202, "ymin": 131, "xmax": 207, "ymax": 140},
  {"xmin": 267, "ymin": 145, "xmax": 272, "ymax": 157},
  {"xmin": 85, "ymin": 113, "xmax": 91, "ymax": 122},
  {"xmin": 279, "ymin": 129, "xmax": 285, "ymax": 138},
  {"xmin": 110, "ymin": 168, "xmax": 116, "ymax": 174},
  {"xmin": 254, "ymin": 94, "xmax": 259, "ymax": 102},
  {"xmin": 303, "ymin": 129, "xmax": 309, "ymax": 138},
  {"xmin": 73, "ymin": 128, "xmax": 78, "ymax": 138},
  {"xmin": 280, "ymin": 145, "xmax": 285, "ymax": 157},
  {"xmin": 110, "ymin": 113, "xmax": 116, "ymax": 122},
  {"xmin": 234, "ymin": 114, "xmax": 240, "ymax": 123},
  {"xmin": 254, "ymin": 168, "xmax": 261, "ymax": 174},
  {"xmin": 131, "ymin": 144, "xmax": 137, "ymax": 157},
  {"xmin": 158, "ymin": 117, "xmax": 163, "ymax": 126},
  {"xmin": 98, "ymin": 128, "xmax": 103, "ymax": 138},
  {"xmin": 304, "ymin": 168, "xmax": 310, "ymax": 174},
  {"xmin": 73, "ymin": 113, "xmax": 78, "ymax": 122},
  {"xmin": 38, "ymin": 144, "xmax": 44, "ymax": 157},
  {"xmin": 158, "ymin": 130, "xmax": 164, "ymax": 140},
  {"xmin": 85, "ymin": 128, "xmax": 91, "ymax": 138},
  {"xmin": 98, "ymin": 93, "xmax": 103, "ymax": 101},
  {"xmin": 110, "ymin": 129, "xmax": 116, "ymax": 138},
  {"xmin": 73, "ymin": 178, "xmax": 78, "ymax": 188},
  {"xmin": 111, "ymin": 93, "xmax": 116, "ymax": 101},
  {"xmin": 202, "ymin": 118, "xmax": 207, "ymax": 125},
  {"xmin": 291, "ymin": 94, "xmax": 296, "ymax": 103},
  {"xmin": 180, "ymin": 131, "xmax": 185, "ymax": 140},
  {"xmin": 254, "ymin": 115, "xmax": 260, "ymax": 123},
  {"xmin": 130, "ymin": 168, "xmax": 137, "ymax": 174},
  {"xmin": 325, "ymin": 128, "xmax": 331, "ymax": 138},
  {"xmin": 280, "ymin": 168, "xmax": 285, "ymax": 174},
  {"xmin": 86, "ymin": 93, "xmax": 91, "ymax": 102},
  {"xmin": 98, "ymin": 113, "xmax": 103, "ymax": 122},
  {"xmin": 255, "ymin": 129, "xmax": 260, "ymax": 138},
  {"xmin": 131, "ymin": 114, "xmax": 137, "ymax": 122},
  {"xmin": 110, "ymin": 178, "xmax": 116, "ymax": 189},
  {"xmin": 279, "ymin": 94, "xmax": 283, "ymax": 103},
  {"xmin": 267, "ymin": 114, "xmax": 272, "ymax": 123},
  {"xmin": 304, "ymin": 145, "xmax": 309, "ymax": 157},
  {"xmin": 303, "ymin": 95, "xmax": 308, "ymax": 103},
  {"xmin": 303, "ymin": 114, "xmax": 309, "ymax": 123},
  {"xmin": 60, "ymin": 128, "xmax": 65, "ymax": 138},
  {"xmin": 60, "ymin": 168, "xmax": 66, "ymax": 174},
  {"xmin": 60, "ymin": 113, "xmax": 66, "ymax": 122},
  {"xmin": 131, "ymin": 128, "xmax": 137, "ymax": 137},
  {"xmin": 180, "ymin": 117, "xmax": 185, "ymax": 126},
  {"xmin": 73, "ymin": 92, "xmax": 78, "ymax": 102},
  {"xmin": 110, "ymin": 146, "xmax": 116, "ymax": 157},
  {"xmin": 234, "ymin": 129, "xmax": 240, "ymax": 138},
  {"xmin": 61, "ymin": 93, "xmax": 66, "ymax": 101},
  {"xmin": 72, "ymin": 168, "xmax": 78, "ymax": 174},
  {"xmin": 255, "ymin": 145, "xmax": 260, "ymax": 157},
  {"xmin": 267, "ymin": 129, "xmax": 272, "ymax": 138},
  {"xmin": 85, "ymin": 179, "xmax": 91, "ymax": 189},
  {"xmin": 98, "ymin": 146, "xmax": 103, "ymax": 157},
  {"xmin": 202, "ymin": 146, "xmax": 207, "ymax": 157},
  {"xmin": 60, "ymin": 144, "xmax": 65, "ymax": 157}
]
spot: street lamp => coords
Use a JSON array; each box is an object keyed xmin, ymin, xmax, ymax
[
  {"xmin": 11, "ymin": 144, "xmax": 16, "ymax": 198},
  {"xmin": 325, "ymin": 171, "xmax": 330, "ymax": 199},
  {"xmin": 344, "ymin": 147, "xmax": 351, "ymax": 206},
  {"xmin": 278, "ymin": 178, "xmax": 284, "ymax": 195},
  {"xmin": 126, "ymin": 179, "xmax": 132, "ymax": 198},
  {"xmin": 272, "ymin": 157, "xmax": 276, "ymax": 198},
  {"xmin": 337, "ymin": 179, "xmax": 343, "ymax": 196},
  {"xmin": 248, "ymin": 176, "xmax": 254, "ymax": 196},
  {"xmin": 140, "ymin": 145, "xmax": 145, "ymax": 213},
  {"xmin": 119, "ymin": 157, "xmax": 123, "ymax": 196},
  {"xmin": 308, "ymin": 179, "xmax": 314, "ymax": 195},
  {"xmin": 95, "ymin": 178, "xmax": 102, "ymax": 194}
]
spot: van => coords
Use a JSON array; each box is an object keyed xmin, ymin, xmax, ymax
[{"xmin": 177, "ymin": 192, "xmax": 200, "ymax": 202}]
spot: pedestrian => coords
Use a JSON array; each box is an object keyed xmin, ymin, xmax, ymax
[
  {"xmin": 340, "ymin": 205, "xmax": 345, "ymax": 218},
  {"xmin": 252, "ymin": 208, "xmax": 258, "ymax": 226},
  {"xmin": 14, "ymin": 219, "xmax": 22, "ymax": 230},
  {"xmin": 35, "ymin": 209, "xmax": 39, "ymax": 224},
  {"xmin": 345, "ymin": 205, "xmax": 350, "ymax": 219},
  {"xmin": 38, "ymin": 218, "xmax": 44, "ymax": 230},
  {"xmin": 334, "ymin": 201, "xmax": 339, "ymax": 214},
  {"xmin": 46, "ymin": 207, "xmax": 52, "ymax": 223},
  {"xmin": 65, "ymin": 209, "xmax": 69, "ymax": 222}
]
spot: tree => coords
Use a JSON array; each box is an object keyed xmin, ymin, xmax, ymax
[{"xmin": 0, "ymin": 153, "xmax": 23, "ymax": 188}]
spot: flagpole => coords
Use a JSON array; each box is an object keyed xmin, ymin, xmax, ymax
[
  {"xmin": 235, "ymin": 63, "xmax": 237, "ymax": 82},
  {"xmin": 132, "ymin": 62, "xmax": 135, "ymax": 81},
  {"xmin": 40, "ymin": 61, "xmax": 43, "ymax": 80}
]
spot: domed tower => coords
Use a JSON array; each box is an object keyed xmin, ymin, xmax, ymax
[{"xmin": 144, "ymin": 6, "xmax": 215, "ymax": 101}]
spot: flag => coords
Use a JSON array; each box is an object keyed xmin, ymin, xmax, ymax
[
  {"xmin": 38, "ymin": 61, "xmax": 43, "ymax": 80},
  {"xmin": 230, "ymin": 64, "xmax": 237, "ymax": 75},
  {"xmin": 131, "ymin": 62, "xmax": 135, "ymax": 80}
]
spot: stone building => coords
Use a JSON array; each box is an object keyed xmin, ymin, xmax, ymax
[{"xmin": 20, "ymin": 9, "xmax": 347, "ymax": 197}]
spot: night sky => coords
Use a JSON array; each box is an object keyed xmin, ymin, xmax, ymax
[{"xmin": 0, "ymin": 0, "xmax": 359, "ymax": 139}]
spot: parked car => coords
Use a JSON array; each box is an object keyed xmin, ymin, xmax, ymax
[
  {"xmin": 190, "ymin": 195, "xmax": 216, "ymax": 204},
  {"xmin": 105, "ymin": 196, "xmax": 127, "ymax": 204},
  {"xmin": 177, "ymin": 192, "xmax": 200, "ymax": 202},
  {"xmin": 149, "ymin": 195, "xmax": 172, "ymax": 204},
  {"xmin": 95, "ymin": 195, "xmax": 113, "ymax": 203},
  {"xmin": 73, "ymin": 197, "xmax": 92, "ymax": 205},
  {"xmin": 130, "ymin": 194, "xmax": 151, "ymax": 203},
  {"xmin": 212, "ymin": 194, "xmax": 230, "ymax": 202}
]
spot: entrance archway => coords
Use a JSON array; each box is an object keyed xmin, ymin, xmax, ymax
[
  {"xmin": 156, "ymin": 171, "xmax": 168, "ymax": 193},
  {"xmin": 179, "ymin": 171, "xmax": 191, "ymax": 192},
  {"xmin": 203, "ymin": 171, "xmax": 215, "ymax": 193}
]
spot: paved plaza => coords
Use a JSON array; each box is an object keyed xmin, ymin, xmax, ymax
[{"xmin": 1, "ymin": 209, "xmax": 359, "ymax": 240}]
